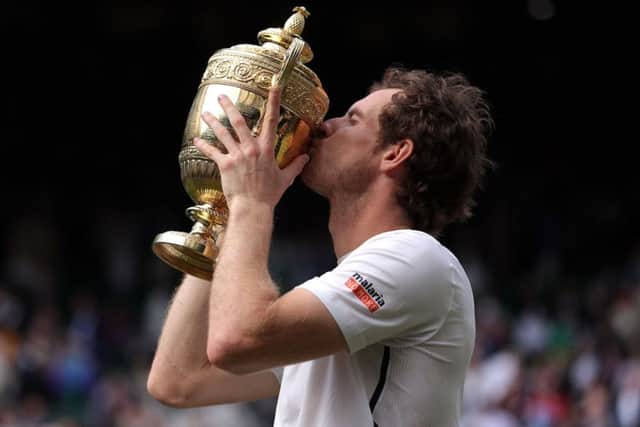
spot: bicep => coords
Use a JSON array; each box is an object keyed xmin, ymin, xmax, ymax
[
  {"xmin": 267, "ymin": 287, "xmax": 349, "ymax": 360},
  {"xmin": 218, "ymin": 288, "xmax": 348, "ymax": 373}
]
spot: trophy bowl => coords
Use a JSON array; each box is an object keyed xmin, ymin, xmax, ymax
[{"xmin": 152, "ymin": 6, "xmax": 329, "ymax": 280}]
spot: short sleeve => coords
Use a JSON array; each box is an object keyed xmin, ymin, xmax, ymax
[
  {"xmin": 298, "ymin": 230, "xmax": 455, "ymax": 353},
  {"xmin": 271, "ymin": 366, "xmax": 284, "ymax": 383}
]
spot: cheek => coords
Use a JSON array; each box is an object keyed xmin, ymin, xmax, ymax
[{"xmin": 315, "ymin": 140, "xmax": 339, "ymax": 161}]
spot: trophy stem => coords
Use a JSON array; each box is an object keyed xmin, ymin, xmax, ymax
[
  {"xmin": 152, "ymin": 203, "xmax": 227, "ymax": 281},
  {"xmin": 186, "ymin": 203, "xmax": 228, "ymax": 228}
]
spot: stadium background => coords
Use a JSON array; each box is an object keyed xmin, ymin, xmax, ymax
[{"xmin": 1, "ymin": 1, "xmax": 638, "ymax": 426}]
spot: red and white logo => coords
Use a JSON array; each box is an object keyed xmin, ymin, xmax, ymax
[{"xmin": 345, "ymin": 272, "xmax": 386, "ymax": 313}]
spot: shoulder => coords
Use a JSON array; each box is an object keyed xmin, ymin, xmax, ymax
[
  {"xmin": 342, "ymin": 229, "xmax": 457, "ymax": 275},
  {"xmin": 336, "ymin": 229, "xmax": 463, "ymax": 300},
  {"xmin": 362, "ymin": 229, "xmax": 444, "ymax": 253}
]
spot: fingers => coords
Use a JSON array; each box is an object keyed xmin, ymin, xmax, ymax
[
  {"xmin": 282, "ymin": 154, "xmax": 310, "ymax": 186},
  {"xmin": 196, "ymin": 89, "xmax": 284, "ymax": 174},
  {"xmin": 193, "ymin": 137, "xmax": 224, "ymax": 164},
  {"xmin": 201, "ymin": 112, "xmax": 239, "ymax": 155},
  {"xmin": 217, "ymin": 94, "xmax": 253, "ymax": 143},
  {"xmin": 261, "ymin": 87, "xmax": 282, "ymax": 144}
]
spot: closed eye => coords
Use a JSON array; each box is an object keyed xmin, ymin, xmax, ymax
[{"xmin": 347, "ymin": 109, "xmax": 361, "ymax": 124}]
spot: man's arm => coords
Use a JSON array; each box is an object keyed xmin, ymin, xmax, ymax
[
  {"xmin": 193, "ymin": 88, "xmax": 348, "ymax": 376},
  {"xmin": 146, "ymin": 274, "xmax": 280, "ymax": 407},
  {"xmin": 205, "ymin": 200, "xmax": 348, "ymax": 375}
]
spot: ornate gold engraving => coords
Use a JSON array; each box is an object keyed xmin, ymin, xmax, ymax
[{"xmin": 201, "ymin": 50, "xmax": 328, "ymax": 127}]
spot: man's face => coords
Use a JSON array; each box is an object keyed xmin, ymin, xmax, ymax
[{"xmin": 301, "ymin": 88, "xmax": 400, "ymax": 198}]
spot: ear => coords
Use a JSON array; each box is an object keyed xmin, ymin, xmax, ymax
[{"xmin": 380, "ymin": 139, "xmax": 413, "ymax": 174}]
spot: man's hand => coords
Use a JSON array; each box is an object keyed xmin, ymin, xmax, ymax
[
  {"xmin": 194, "ymin": 87, "xmax": 309, "ymax": 210},
  {"xmin": 191, "ymin": 87, "xmax": 345, "ymax": 376}
]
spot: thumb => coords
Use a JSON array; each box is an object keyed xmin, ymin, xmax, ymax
[{"xmin": 283, "ymin": 154, "xmax": 310, "ymax": 185}]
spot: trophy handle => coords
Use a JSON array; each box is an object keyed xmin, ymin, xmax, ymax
[{"xmin": 271, "ymin": 37, "xmax": 305, "ymax": 89}]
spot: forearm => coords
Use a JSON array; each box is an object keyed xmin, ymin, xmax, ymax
[
  {"xmin": 148, "ymin": 273, "xmax": 282, "ymax": 406},
  {"xmin": 196, "ymin": 87, "xmax": 311, "ymax": 371},
  {"xmin": 207, "ymin": 199, "xmax": 280, "ymax": 359},
  {"xmin": 149, "ymin": 274, "xmax": 211, "ymax": 392},
  {"xmin": 204, "ymin": 199, "xmax": 347, "ymax": 373}
]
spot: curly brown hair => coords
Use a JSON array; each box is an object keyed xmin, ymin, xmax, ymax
[{"xmin": 370, "ymin": 66, "xmax": 494, "ymax": 236}]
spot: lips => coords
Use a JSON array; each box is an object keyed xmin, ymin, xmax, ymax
[{"xmin": 310, "ymin": 125, "xmax": 328, "ymax": 140}]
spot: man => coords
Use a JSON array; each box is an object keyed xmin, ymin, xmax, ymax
[{"xmin": 147, "ymin": 66, "xmax": 493, "ymax": 426}]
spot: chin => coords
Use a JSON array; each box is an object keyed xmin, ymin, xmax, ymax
[{"xmin": 300, "ymin": 167, "xmax": 318, "ymax": 190}]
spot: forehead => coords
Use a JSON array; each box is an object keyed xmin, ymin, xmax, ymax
[{"xmin": 351, "ymin": 88, "xmax": 401, "ymax": 119}]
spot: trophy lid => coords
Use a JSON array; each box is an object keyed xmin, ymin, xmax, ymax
[
  {"xmin": 200, "ymin": 5, "xmax": 328, "ymax": 127},
  {"xmin": 257, "ymin": 6, "xmax": 314, "ymax": 64}
]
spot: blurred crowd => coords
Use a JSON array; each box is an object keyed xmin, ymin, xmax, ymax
[{"xmin": 0, "ymin": 205, "xmax": 639, "ymax": 427}]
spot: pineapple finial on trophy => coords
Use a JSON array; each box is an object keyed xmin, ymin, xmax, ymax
[
  {"xmin": 257, "ymin": 6, "xmax": 314, "ymax": 64},
  {"xmin": 284, "ymin": 6, "xmax": 310, "ymax": 36}
]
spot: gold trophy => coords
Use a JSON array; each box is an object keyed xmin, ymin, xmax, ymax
[{"xmin": 152, "ymin": 6, "xmax": 329, "ymax": 280}]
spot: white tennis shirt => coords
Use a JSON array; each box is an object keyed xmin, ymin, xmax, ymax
[{"xmin": 271, "ymin": 229, "xmax": 476, "ymax": 427}]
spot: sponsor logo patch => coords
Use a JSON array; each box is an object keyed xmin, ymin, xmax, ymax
[{"xmin": 344, "ymin": 272, "xmax": 386, "ymax": 313}]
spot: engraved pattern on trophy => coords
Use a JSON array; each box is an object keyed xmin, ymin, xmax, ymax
[
  {"xmin": 200, "ymin": 51, "xmax": 328, "ymax": 127},
  {"xmin": 152, "ymin": 6, "xmax": 329, "ymax": 280}
]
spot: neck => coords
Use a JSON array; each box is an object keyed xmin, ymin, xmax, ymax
[{"xmin": 327, "ymin": 182, "xmax": 412, "ymax": 260}]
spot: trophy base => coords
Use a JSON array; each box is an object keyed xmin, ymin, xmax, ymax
[{"xmin": 152, "ymin": 231, "xmax": 217, "ymax": 281}]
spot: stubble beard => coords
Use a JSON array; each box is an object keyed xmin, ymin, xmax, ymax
[
  {"xmin": 301, "ymin": 157, "xmax": 376, "ymax": 202},
  {"xmin": 300, "ymin": 158, "xmax": 330, "ymax": 198}
]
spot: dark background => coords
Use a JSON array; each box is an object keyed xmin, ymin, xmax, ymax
[
  {"xmin": 3, "ymin": 0, "xmax": 635, "ymax": 299},
  {"xmin": 1, "ymin": 1, "xmax": 638, "ymax": 425}
]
